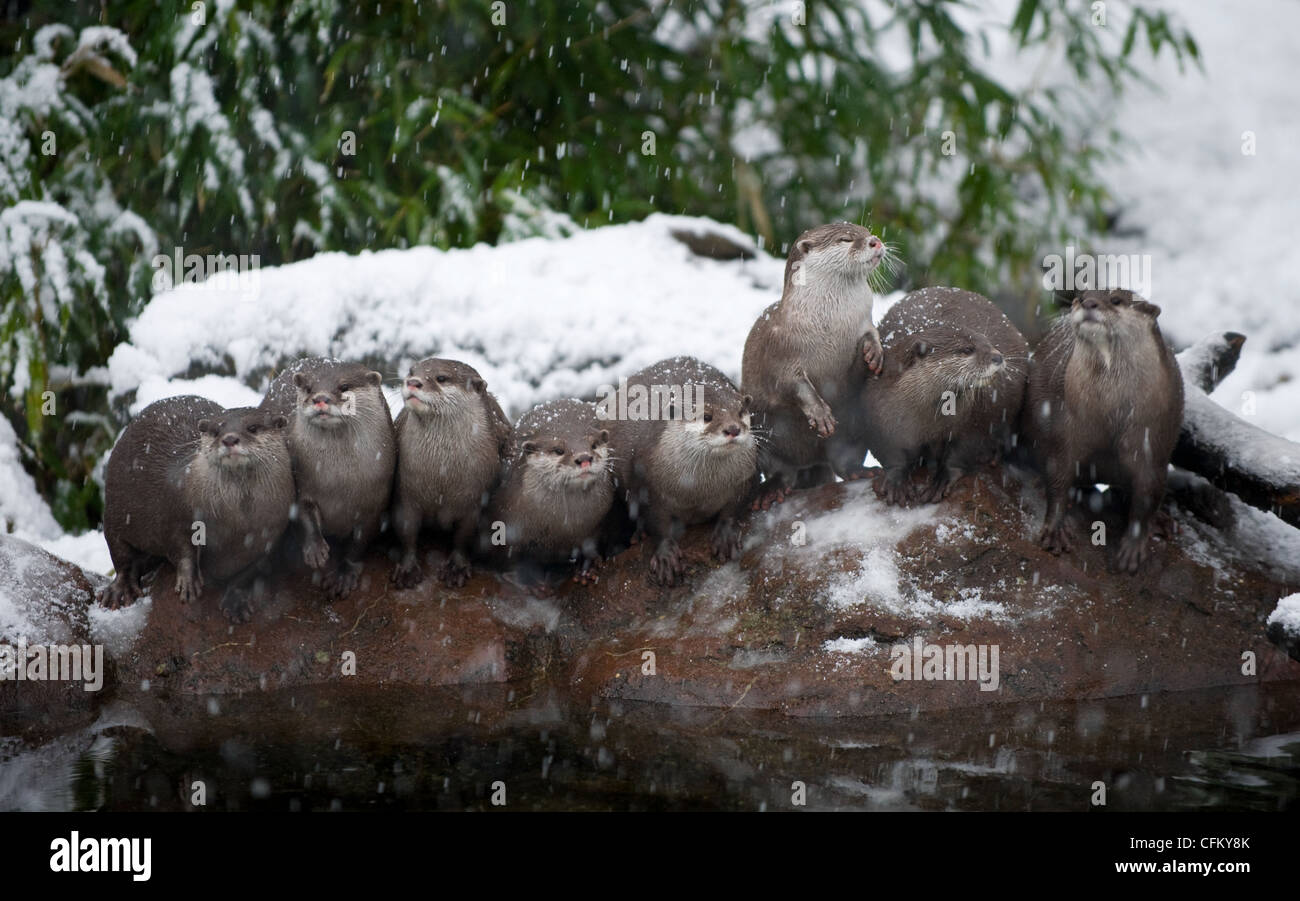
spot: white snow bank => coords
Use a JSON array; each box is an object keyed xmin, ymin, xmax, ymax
[
  {"xmin": 1267, "ymin": 594, "xmax": 1300, "ymax": 638},
  {"xmin": 0, "ymin": 415, "xmax": 60, "ymax": 539},
  {"xmin": 108, "ymin": 214, "xmax": 792, "ymax": 418}
]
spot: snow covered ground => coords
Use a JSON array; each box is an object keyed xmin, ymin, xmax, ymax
[{"xmin": 1, "ymin": 0, "xmax": 1296, "ymax": 606}]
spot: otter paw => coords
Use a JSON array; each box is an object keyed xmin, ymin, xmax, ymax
[
  {"xmin": 806, "ymin": 406, "xmax": 837, "ymax": 438},
  {"xmin": 649, "ymin": 542, "xmax": 684, "ymax": 587},
  {"xmin": 873, "ymin": 472, "xmax": 914, "ymax": 507},
  {"xmin": 573, "ymin": 557, "xmax": 603, "ymax": 585},
  {"xmin": 1038, "ymin": 523, "xmax": 1074, "ymax": 555},
  {"xmin": 862, "ymin": 334, "xmax": 884, "ymax": 374},
  {"xmin": 1115, "ymin": 533, "xmax": 1150, "ymax": 574},
  {"xmin": 219, "ymin": 588, "xmax": 254, "ymax": 624},
  {"xmin": 753, "ymin": 484, "xmax": 791, "ymax": 511},
  {"xmin": 174, "ymin": 566, "xmax": 202, "ymax": 603},
  {"xmin": 391, "ymin": 557, "xmax": 424, "ymax": 589},
  {"xmin": 710, "ymin": 520, "xmax": 743, "ymax": 561},
  {"xmin": 440, "ymin": 555, "xmax": 471, "ymax": 588},
  {"xmin": 99, "ymin": 577, "xmax": 138, "ymax": 610},
  {"xmin": 1150, "ymin": 510, "xmax": 1179, "ymax": 542},
  {"xmin": 324, "ymin": 561, "xmax": 362, "ymax": 600},
  {"xmin": 303, "ymin": 537, "xmax": 330, "ymax": 569}
]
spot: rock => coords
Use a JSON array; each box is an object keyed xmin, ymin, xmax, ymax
[
  {"xmin": 94, "ymin": 468, "xmax": 1300, "ymax": 722},
  {"xmin": 0, "ymin": 536, "xmax": 114, "ymax": 738}
]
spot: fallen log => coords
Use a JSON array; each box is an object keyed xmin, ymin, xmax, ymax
[{"xmin": 1173, "ymin": 333, "xmax": 1300, "ymax": 528}]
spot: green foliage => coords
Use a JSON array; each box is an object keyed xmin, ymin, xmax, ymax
[{"xmin": 0, "ymin": 0, "xmax": 1198, "ymax": 531}]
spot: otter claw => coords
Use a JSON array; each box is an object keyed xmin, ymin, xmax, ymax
[{"xmin": 303, "ymin": 538, "xmax": 330, "ymax": 569}]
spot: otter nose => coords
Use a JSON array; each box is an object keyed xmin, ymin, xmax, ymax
[
  {"xmin": 990, "ymin": 352, "xmax": 1004, "ymax": 366},
  {"xmin": 723, "ymin": 424, "xmax": 742, "ymax": 438},
  {"xmin": 574, "ymin": 454, "xmax": 593, "ymax": 468},
  {"xmin": 222, "ymin": 433, "xmax": 240, "ymax": 447},
  {"xmin": 406, "ymin": 378, "xmax": 423, "ymax": 390},
  {"xmin": 312, "ymin": 394, "xmax": 332, "ymax": 407},
  {"xmin": 868, "ymin": 236, "xmax": 882, "ymax": 249},
  {"xmin": 1082, "ymin": 297, "xmax": 1101, "ymax": 311}
]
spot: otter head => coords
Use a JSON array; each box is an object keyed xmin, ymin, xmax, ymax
[
  {"xmin": 1070, "ymin": 290, "xmax": 1162, "ymax": 360},
  {"xmin": 784, "ymin": 222, "xmax": 888, "ymax": 290},
  {"xmin": 402, "ymin": 358, "xmax": 486, "ymax": 418},
  {"xmin": 895, "ymin": 328, "xmax": 1008, "ymax": 396},
  {"xmin": 197, "ymin": 408, "xmax": 289, "ymax": 471},
  {"xmin": 665, "ymin": 388, "xmax": 754, "ymax": 455},
  {"xmin": 292, "ymin": 363, "xmax": 384, "ymax": 429},
  {"xmin": 518, "ymin": 404, "xmax": 611, "ymax": 493}
]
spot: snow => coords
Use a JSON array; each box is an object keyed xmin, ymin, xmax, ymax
[
  {"xmin": 107, "ymin": 214, "xmax": 787, "ymax": 419},
  {"xmin": 1266, "ymin": 594, "xmax": 1300, "ymax": 638},
  {"xmin": 0, "ymin": 415, "xmax": 61, "ymax": 539}
]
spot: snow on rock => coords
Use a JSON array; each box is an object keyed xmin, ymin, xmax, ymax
[
  {"xmin": 107, "ymin": 214, "xmax": 795, "ymax": 419},
  {"xmin": 0, "ymin": 415, "xmax": 61, "ymax": 540}
]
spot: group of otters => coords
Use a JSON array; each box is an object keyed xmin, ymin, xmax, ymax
[{"xmin": 100, "ymin": 223, "xmax": 1184, "ymax": 623}]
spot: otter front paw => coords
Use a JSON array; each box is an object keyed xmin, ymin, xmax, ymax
[
  {"xmin": 1115, "ymin": 530, "xmax": 1150, "ymax": 574},
  {"xmin": 391, "ymin": 555, "xmax": 423, "ymax": 589},
  {"xmin": 861, "ymin": 332, "xmax": 884, "ymax": 374},
  {"xmin": 440, "ymin": 553, "xmax": 471, "ymax": 588},
  {"xmin": 220, "ymin": 587, "xmax": 254, "ymax": 624},
  {"xmin": 873, "ymin": 470, "xmax": 915, "ymax": 507},
  {"xmin": 1038, "ymin": 522, "xmax": 1074, "ymax": 555},
  {"xmin": 174, "ymin": 561, "xmax": 203, "ymax": 602},
  {"xmin": 323, "ymin": 560, "xmax": 362, "ymax": 600},
  {"xmin": 649, "ymin": 540, "xmax": 684, "ymax": 586},
  {"xmin": 573, "ymin": 555, "xmax": 603, "ymax": 585},
  {"xmin": 710, "ymin": 518, "xmax": 743, "ymax": 562},
  {"xmin": 804, "ymin": 401, "xmax": 837, "ymax": 438},
  {"xmin": 99, "ymin": 575, "xmax": 139, "ymax": 610},
  {"xmin": 303, "ymin": 537, "xmax": 330, "ymax": 569},
  {"xmin": 752, "ymin": 483, "xmax": 792, "ymax": 511}
]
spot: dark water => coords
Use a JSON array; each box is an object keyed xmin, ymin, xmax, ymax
[{"xmin": 4, "ymin": 683, "xmax": 1298, "ymax": 811}]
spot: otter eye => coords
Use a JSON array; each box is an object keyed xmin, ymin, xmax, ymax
[
  {"xmin": 247, "ymin": 424, "xmax": 260, "ymax": 435},
  {"xmin": 1110, "ymin": 295, "xmax": 1124, "ymax": 306},
  {"xmin": 838, "ymin": 235, "xmax": 853, "ymax": 243},
  {"xmin": 436, "ymin": 375, "xmax": 448, "ymax": 383},
  {"xmin": 702, "ymin": 413, "xmax": 713, "ymax": 423},
  {"xmin": 552, "ymin": 447, "xmax": 565, "ymax": 456},
  {"xmin": 962, "ymin": 346, "xmax": 975, "ymax": 355},
  {"xmin": 337, "ymin": 384, "xmax": 349, "ymax": 393}
]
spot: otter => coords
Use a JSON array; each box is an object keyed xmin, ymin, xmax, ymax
[
  {"xmin": 485, "ymin": 398, "xmax": 614, "ymax": 578},
  {"xmin": 1022, "ymin": 289, "xmax": 1183, "ymax": 572},
  {"xmin": 741, "ymin": 222, "xmax": 891, "ymax": 499},
  {"xmin": 602, "ymin": 357, "xmax": 757, "ymax": 586},
  {"xmin": 260, "ymin": 357, "xmax": 396, "ymax": 599},
  {"xmin": 854, "ymin": 287, "xmax": 1029, "ymax": 506},
  {"xmin": 391, "ymin": 358, "xmax": 512, "ymax": 588},
  {"xmin": 101, "ymin": 396, "xmax": 294, "ymax": 622}
]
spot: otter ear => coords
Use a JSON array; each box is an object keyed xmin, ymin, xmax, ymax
[
  {"xmin": 521, "ymin": 440, "xmax": 539, "ymax": 455},
  {"xmin": 595, "ymin": 429, "xmax": 609, "ymax": 445},
  {"xmin": 269, "ymin": 414, "xmax": 289, "ymax": 430},
  {"xmin": 905, "ymin": 340, "xmax": 931, "ymax": 367},
  {"xmin": 797, "ymin": 239, "xmax": 813, "ymax": 256},
  {"xmin": 1131, "ymin": 300, "xmax": 1162, "ymax": 319},
  {"xmin": 740, "ymin": 394, "xmax": 752, "ymax": 413},
  {"xmin": 470, "ymin": 377, "xmax": 485, "ymax": 393},
  {"xmin": 292, "ymin": 372, "xmax": 309, "ymax": 390},
  {"xmin": 197, "ymin": 419, "xmax": 214, "ymax": 435},
  {"xmin": 364, "ymin": 370, "xmax": 383, "ymax": 386}
]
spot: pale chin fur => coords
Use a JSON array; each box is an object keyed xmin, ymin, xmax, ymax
[
  {"xmin": 403, "ymin": 385, "xmax": 465, "ymax": 417},
  {"xmin": 299, "ymin": 397, "xmax": 353, "ymax": 428}
]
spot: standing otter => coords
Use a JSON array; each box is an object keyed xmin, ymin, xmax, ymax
[
  {"xmin": 854, "ymin": 288, "xmax": 1028, "ymax": 506},
  {"xmin": 391, "ymin": 357, "xmax": 512, "ymax": 588},
  {"xmin": 602, "ymin": 357, "xmax": 757, "ymax": 586},
  {"xmin": 101, "ymin": 396, "xmax": 294, "ymax": 622},
  {"xmin": 261, "ymin": 357, "xmax": 396, "ymax": 599},
  {"xmin": 485, "ymin": 398, "xmax": 614, "ymax": 578},
  {"xmin": 741, "ymin": 222, "xmax": 891, "ymax": 499},
  {"xmin": 1022, "ymin": 289, "xmax": 1183, "ymax": 572}
]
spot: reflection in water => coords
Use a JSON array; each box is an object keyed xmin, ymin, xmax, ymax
[{"xmin": 2, "ymin": 684, "xmax": 1297, "ymax": 811}]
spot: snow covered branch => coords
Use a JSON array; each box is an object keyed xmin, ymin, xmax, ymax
[{"xmin": 1174, "ymin": 333, "xmax": 1300, "ymax": 528}]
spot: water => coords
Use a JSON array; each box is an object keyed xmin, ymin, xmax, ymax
[{"xmin": 4, "ymin": 683, "xmax": 1298, "ymax": 811}]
